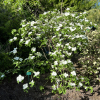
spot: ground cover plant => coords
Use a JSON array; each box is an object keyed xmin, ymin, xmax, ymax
[{"xmin": 6, "ymin": 6, "xmax": 100, "ymax": 95}]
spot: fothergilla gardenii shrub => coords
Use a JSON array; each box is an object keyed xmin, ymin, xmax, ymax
[{"xmin": 8, "ymin": 8, "xmax": 98, "ymax": 94}]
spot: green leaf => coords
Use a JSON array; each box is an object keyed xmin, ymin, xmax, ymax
[
  {"xmin": 29, "ymin": 81, "xmax": 35, "ymax": 87},
  {"xmin": 11, "ymin": 29, "xmax": 16, "ymax": 35},
  {"xmin": 39, "ymin": 86, "xmax": 44, "ymax": 91},
  {"xmin": 90, "ymin": 86, "xmax": 93, "ymax": 93}
]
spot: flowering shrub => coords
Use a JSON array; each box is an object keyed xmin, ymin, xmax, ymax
[{"xmin": 8, "ymin": 7, "xmax": 98, "ymax": 94}]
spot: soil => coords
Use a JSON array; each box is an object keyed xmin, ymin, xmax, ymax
[{"xmin": 0, "ymin": 66, "xmax": 100, "ymax": 100}]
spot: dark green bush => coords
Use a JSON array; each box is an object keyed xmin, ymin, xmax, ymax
[{"xmin": 0, "ymin": 52, "xmax": 15, "ymax": 74}]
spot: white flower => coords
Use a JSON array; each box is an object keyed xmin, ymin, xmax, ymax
[
  {"xmin": 13, "ymin": 49, "xmax": 17, "ymax": 54},
  {"xmin": 51, "ymin": 71, "xmax": 57, "ymax": 76},
  {"xmin": 21, "ymin": 19, "xmax": 26, "ymax": 23},
  {"xmin": 90, "ymin": 22, "xmax": 92, "ymax": 25},
  {"xmin": 61, "ymin": 45, "xmax": 63, "ymax": 48},
  {"xmin": 51, "ymin": 65, "xmax": 54, "ymax": 68},
  {"xmin": 19, "ymin": 58, "xmax": 23, "ymax": 62},
  {"xmin": 71, "ymin": 14, "xmax": 75, "ymax": 17},
  {"xmin": 43, "ymin": 12, "xmax": 47, "ymax": 15},
  {"xmin": 36, "ymin": 52, "xmax": 42, "ymax": 56},
  {"xmin": 58, "ymin": 34, "xmax": 61, "ymax": 37},
  {"xmin": 31, "ymin": 47, "xmax": 36, "ymax": 52},
  {"xmin": 66, "ymin": 8, "xmax": 70, "ymax": 10},
  {"xmin": 68, "ymin": 46, "xmax": 72, "ymax": 49},
  {"xmin": 83, "ymin": 11, "xmax": 87, "ymax": 14},
  {"xmin": 75, "ymin": 35, "xmax": 80, "ymax": 38},
  {"xmin": 25, "ymin": 58, "xmax": 28, "ymax": 60},
  {"xmin": 65, "ymin": 12, "xmax": 70, "ymax": 16},
  {"xmin": 55, "ymin": 67, "xmax": 57, "ymax": 70},
  {"xmin": 69, "ymin": 22, "xmax": 74, "ymax": 26},
  {"xmin": 17, "ymin": 75, "xmax": 24, "ymax": 82},
  {"xmin": 81, "ymin": 77, "xmax": 84, "ymax": 80},
  {"xmin": 56, "ymin": 27, "xmax": 60, "ymax": 31},
  {"xmin": 59, "ymin": 24, "xmax": 62, "ymax": 27},
  {"xmin": 13, "ymin": 37, "xmax": 17, "ymax": 40},
  {"xmin": 85, "ymin": 86, "xmax": 87, "ymax": 90},
  {"xmin": 67, "ymin": 59, "xmax": 72, "ymax": 63},
  {"xmin": 56, "ymin": 43, "xmax": 61, "ymax": 47},
  {"xmin": 23, "ymin": 83, "xmax": 28, "ymax": 89},
  {"xmin": 63, "ymin": 61, "xmax": 67, "ymax": 65},
  {"xmin": 77, "ymin": 42, "xmax": 81, "ymax": 45},
  {"xmin": 31, "ymin": 21, "xmax": 36, "ymax": 26},
  {"xmin": 69, "ymin": 82, "xmax": 76, "ymax": 87},
  {"xmin": 28, "ymin": 32, "xmax": 32, "ymax": 35},
  {"xmin": 60, "ymin": 55, "xmax": 65, "ymax": 58},
  {"xmin": 85, "ymin": 27, "xmax": 91, "ymax": 30},
  {"xmin": 9, "ymin": 39, "xmax": 13, "ymax": 42},
  {"xmin": 52, "ymin": 35, "xmax": 56, "ymax": 39},
  {"xmin": 93, "ymin": 61, "xmax": 96, "ymax": 65},
  {"xmin": 31, "ymin": 80, "xmax": 34, "ymax": 84},
  {"xmin": 54, "ymin": 61, "xmax": 58, "ymax": 65},
  {"xmin": 71, "ymin": 47, "xmax": 76, "ymax": 51},
  {"xmin": 60, "ymin": 60, "xmax": 65, "ymax": 65},
  {"xmin": 78, "ymin": 82, "xmax": 83, "ymax": 87},
  {"xmin": 85, "ymin": 19, "xmax": 89, "ymax": 22},
  {"xmin": 34, "ymin": 71, "xmax": 40, "ymax": 77},
  {"xmin": 22, "ymin": 25, "xmax": 26, "ymax": 27},
  {"xmin": 1, "ymin": 74, "xmax": 5, "ymax": 78},
  {"xmin": 25, "ymin": 39, "xmax": 30, "ymax": 45},
  {"xmin": 67, "ymin": 52, "xmax": 72, "ymax": 56},
  {"xmin": 13, "ymin": 57, "xmax": 19, "ymax": 60},
  {"xmin": 20, "ymin": 39, "xmax": 23, "ymax": 42},
  {"xmin": 71, "ymin": 71, "xmax": 76, "ymax": 76},
  {"xmin": 65, "ymin": 43, "xmax": 70, "ymax": 46},
  {"xmin": 80, "ymin": 25, "xmax": 83, "ymax": 29},
  {"xmin": 34, "ymin": 26, "xmax": 37, "ymax": 28},
  {"xmin": 31, "ymin": 56, "xmax": 35, "ymax": 59},
  {"xmin": 59, "ymin": 39, "xmax": 63, "ymax": 41},
  {"xmin": 29, "ymin": 54, "xmax": 32, "ymax": 56},
  {"xmin": 55, "ymin": 78, "xmax": 60, "ymax": 82},
  {"xmin": 97, "ymin": 67, "xmax": 100, "ymax": 70},
  {"xmin": 94, "ymin": 24, "xmax": 97, "ymax": 26},
  {"xmin": 17, "ymin": 7, "xmax": 21, "ymax": 11},
  {"xmin": 70, "ymin": 27, "xmax": 76, "ymax": 32},
  {"xmin": 63, "ymin": 73, "xmax": 68, "ymax": 78},
  {"xmin": 52, "ymin": 85, "xmax": 56, "ymax": 90}
]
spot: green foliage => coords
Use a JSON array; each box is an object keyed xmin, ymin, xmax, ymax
[
  {"xmin": 86, "ymin": 8, "xmax": 100, "ymax": 26},
  {"xmin": 0, "ymin": 52, "xmax": 15, "ymax": 74}
]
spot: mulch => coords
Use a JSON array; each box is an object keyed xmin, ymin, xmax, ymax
[{"xmin": 0, "ymin": 70, "xmax": 100, "ymax": 100}]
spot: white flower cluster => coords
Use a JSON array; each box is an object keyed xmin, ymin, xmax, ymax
[
  {"xmin": 63, "ymin": 72, "xmax": 68, "ymax": 78},
  {"xmin": 9, "ymin": 37, "xmax": 17, "ymax": 43},
  {"xmin": 1, "ymin": 74, "xmax": 5, "ymax": 78},
  {"xmin": 51, "ymin": 71, "xmax": 57, "ymax": 76},
  {"xmin": 13, "ymin": 56, "xmax": 23, "ymax": 62},
  {"xmin": 25, "ymin": 39, "xmax": 30, "ymax": 45},
  {"xmin": 17, "ymin": 75, "xmax": 35, "ymax": 90},
  {"xmin": 71, "ymin": 71, "xmax": 76, "ymax": 76},
  {"xmin": 31, "ymin": 21, "xmax": 37, "ymax": 26},
  {"xmin": 9, "ymin": 47, "xmax": 17, "ymax": 55},
  {"xmin": 69, "ymin": 82, "xmax": 76, "ymax": 87},
  {"xmin": 34, "ymin": 71, "xmax": 40, "ymax": 77},
  {"xmin": 36, "ymin": 52, "xmax": 42, "ymax": 57},
  {"xmin": 20, "ymin": 39, "xmax": 24, "ymax": 43},
  {"xmin": 17, "ymin": 75, "xmax": 24, "ymax": 82},
  {"xmin": 31, "ymin": 47, "xmax": 36, "ymax": 52}
]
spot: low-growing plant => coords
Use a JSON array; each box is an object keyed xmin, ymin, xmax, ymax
[{"xmin": 6, "ymin": 7, "xmax": 99, "ymax": 94}]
